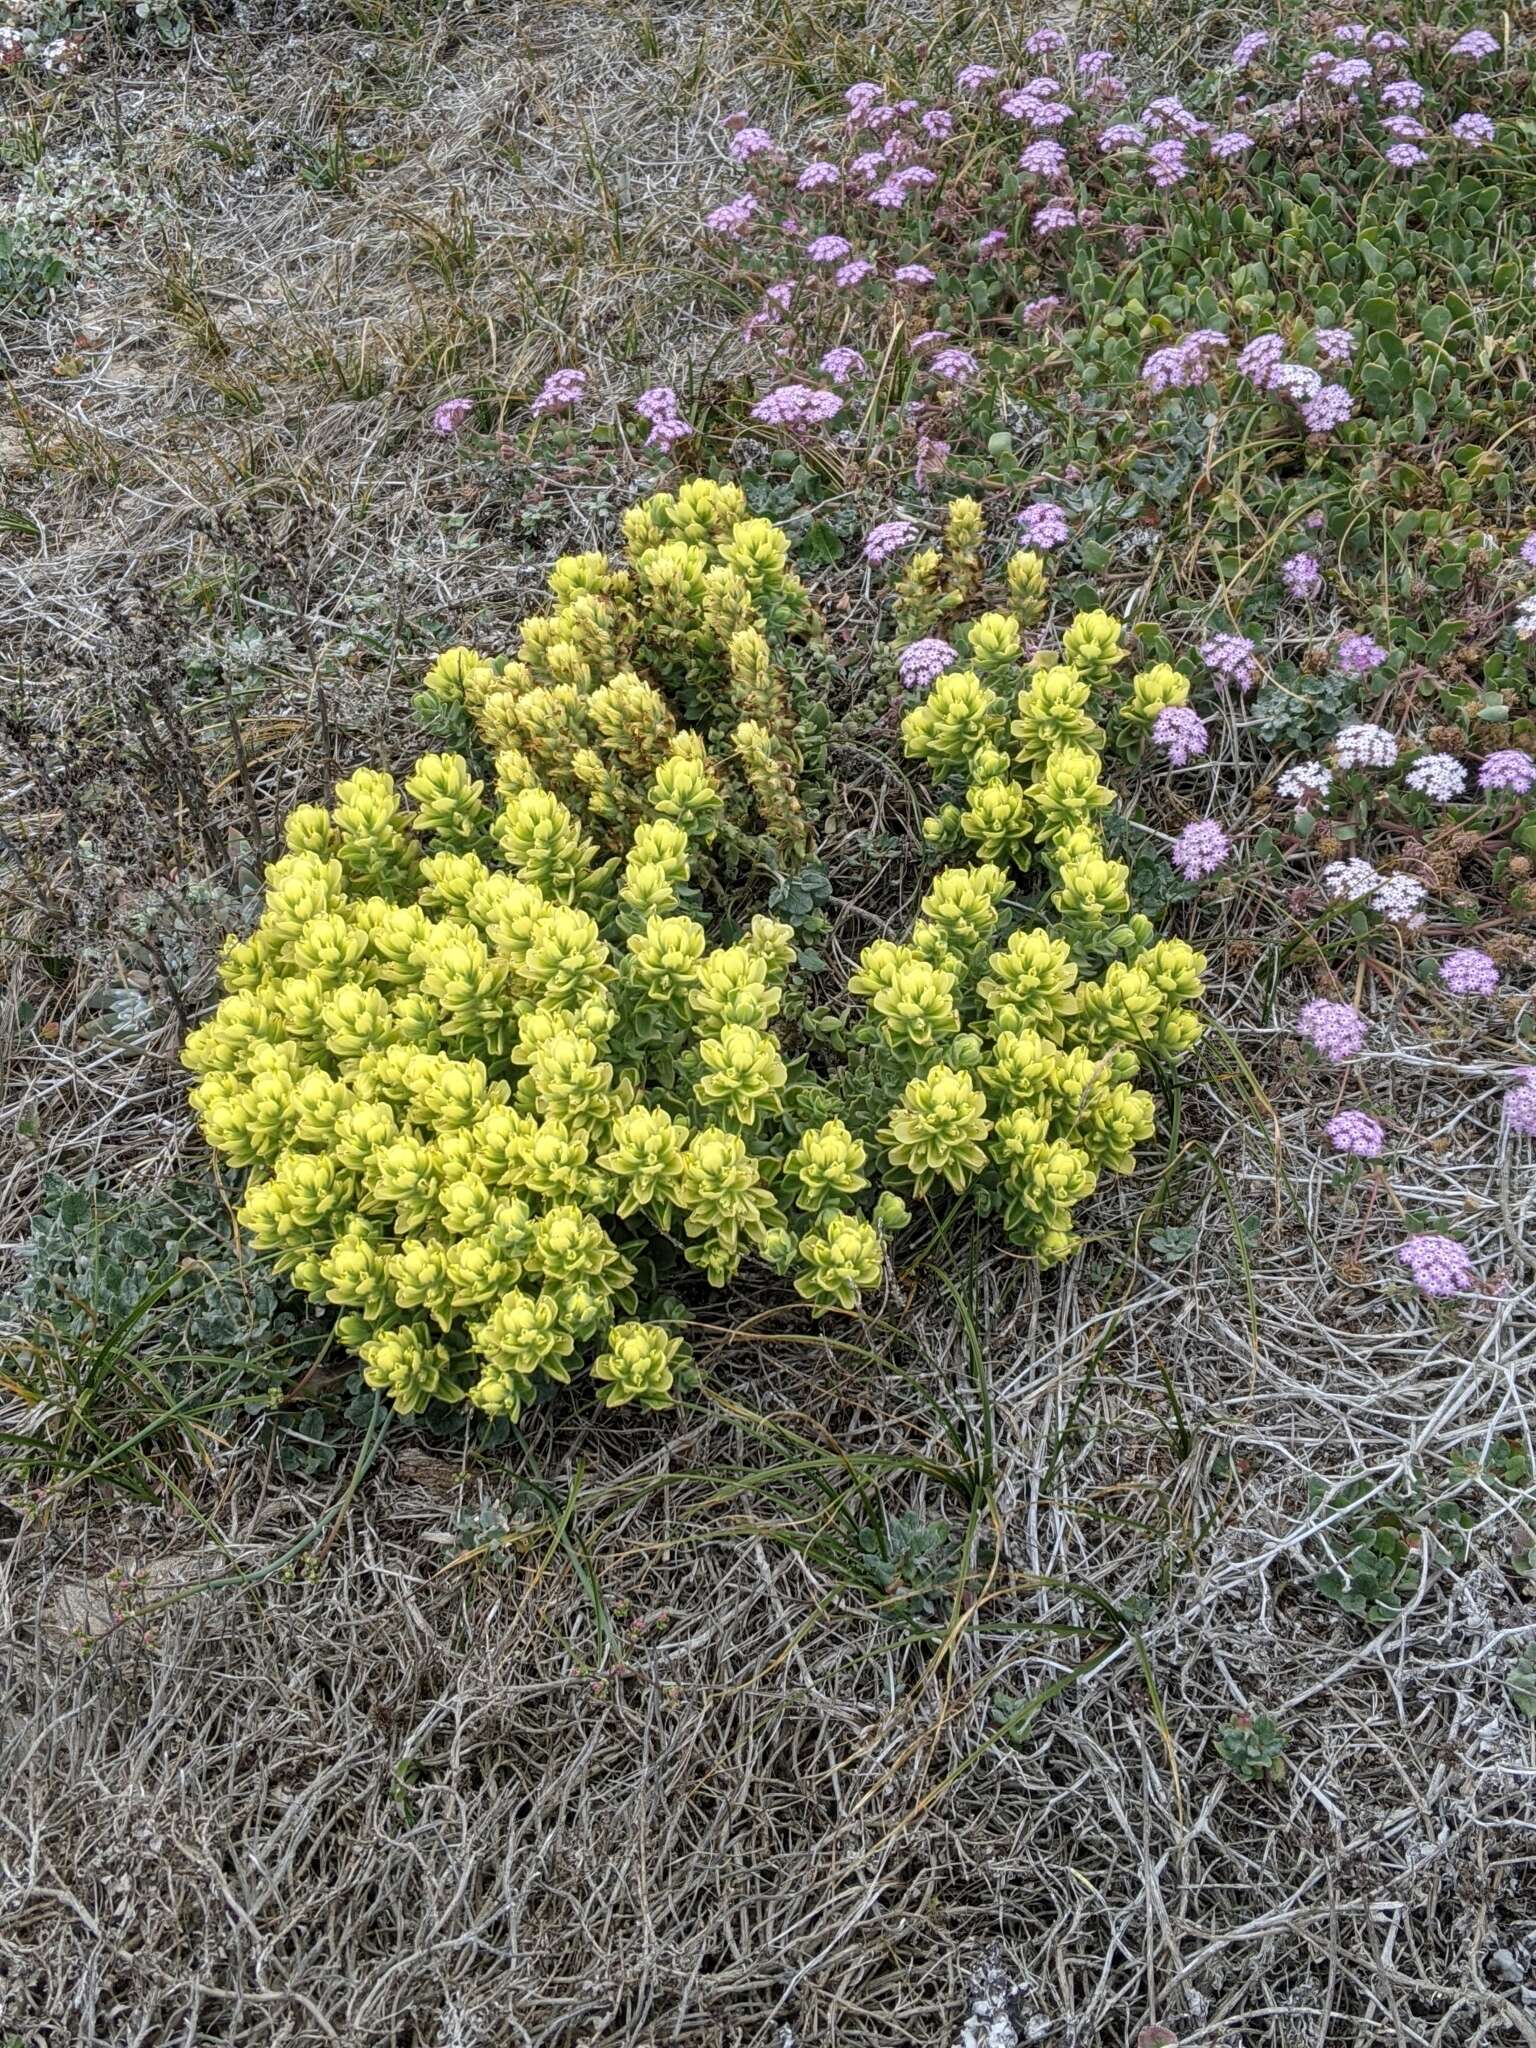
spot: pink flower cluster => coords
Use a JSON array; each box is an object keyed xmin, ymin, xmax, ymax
[
  {"xmin": 1170, "ymin": 818, "xmax": 1232, "ymax": 881},
  {"xmin": 633, "ymin": 386, "xmax": 691, "ymax": 450},
  {"xmin": 864, "ymin": 518, "xmax": 919, "ymax": 565},
  {"xmin": 1016, "ymin": 501, "xmax": 1069, "ymax": 550},
  {"xmin": 530, "ymin": 368, "xmax": 587, "ymax": 417},
  {"xmin": 1396, "ymin": 1233, "xmax": 1476, "ymax": 1299},
  {"xmin": 1142, "ymin": 329, "xmax": 1230, "ymax": 392},
  {"xmin": 1326, "ymin": 1110, "xmax": 1385, "ymax": 1159},
  {"xmin": 1297, "ymin": 998, "xmax": 1368, "ymax": 1062},
  {"xmin": 751, "ymin": 383, "xmax": 842, "ymax": 430}
]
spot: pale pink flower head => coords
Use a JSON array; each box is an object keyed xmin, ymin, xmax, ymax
[
  {"xmin": 1016, "ymin": 501, "xmax": 1069, "ymax": 551},
  {"xmin": 1404, "ymin": 752, "xmax": 1467, "ymax": 803},
  {"xmin": 1200, "ymin": 631, "xmax": 1260, "ymax": 692},
  {"xmin": 1336, "ymin": 631, "xmax": 1389, "ymax": 673},
  {"xmin": 1448, "ymin": 28, "xmax": 1499, "ymax": 59},
  {"xmin": 897, "ymin": 638, "xmax": 957, "ymax": 690},
  {"xmin": 1301, "ymin": 384, "xmax": 1355, "ymax": 433},
  {"xmin": 1439, "ymin": 948, "xmax": 1499, "ymax": 996},
  {"xmin": 530, "ymin": 368, "xmax": 587, "ymax": 417},
  {"xmin": 1170, "ymin": 818, "xmax": 1232, "ymax": 881},
  {"xmin": 929, "ymin": 347, "xmax": 980, "ymax": 384},
  {"xmin": 1397, "ymin": 1233, "xmax": 1476, "ymax": 1298},
  {"xmin": 1282, "ymin": 551, "xmax": 1323, "ymax": 600},
  {"xmin": 1334, "ymin": 722, "xmax": 1398, "ymax": 769},
  {"xmin": 1297, "ymin": 997, "xmax": 1368, "ymax": 1062},
  {"xmin": 819, "ymin": 345, "xmax": 867, "ymax": 386},
  {"xmin": 1478, "ymin": 748, "xmax": 1535, "ymax": 795},
  {"xmin": 750, "ymin": 384, "xmax": 842, "ymax": 430},
  {"xmin": 1152, "ymin": 705, "xmax": 1208, "ymax": 766},
  {"xmin": 864, "ymin": 517, "xmax": 920, "ymax": 565},
  {"xmin": 432, "ymin": 398, "xmax": 473, "ymax": 435},
  {"xmin": 729, "ymin": 125, "xmax": 778, "ymax": 162},
  {"xmin": 1326, "ymin": 1110, "xmax": 1384, "ymax": 1159},
  {"xmin": 1504, "ymin": 1075, "xmax": 1536, "ymax": 1137}
]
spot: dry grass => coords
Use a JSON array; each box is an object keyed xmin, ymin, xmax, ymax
[{"xmin": 3, "ymin": 1, "xmax": 1536, "ymax": 2043}]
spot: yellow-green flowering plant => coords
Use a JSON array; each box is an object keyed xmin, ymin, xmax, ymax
[
  {"xmin": 415, "ymin": 477, "xmax": 816, "ymax": 862},
  {"xmin": 843, "ymin": 512, "xmax": 1208, "ymax": 1266},
  {"xmin": 184, "ymin": 484, "xmax": 897, "ymax": 1423},
  {"xmin": 184, "ymin": 484, "xmax": 1207, "ymax": 1425}
]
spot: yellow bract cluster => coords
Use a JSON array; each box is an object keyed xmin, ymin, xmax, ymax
[
  {"xmin": 417, "ymin": 477, "xmax": 811, "ymax": 860},
  {"xmin": 184, "ymin": 483, "xmax": 1210, "ymax": 1424},
  {"xmin": 853, "ymin": 531, "xmax": 1207, "ymax": 1264},
  {"xmin": 183, "ymin": 486, "xmax": 897, "ymax": 1421}
]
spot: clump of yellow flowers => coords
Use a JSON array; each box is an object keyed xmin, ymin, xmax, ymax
[
  {"xmin": 184, "ymin": 483, "xmax": 1206, "ymax": 1424},
  {"xmin": 849, "ymin": 508, "xmax": 1208, "ymax": 1267},
  {"xmin": 184, "ymin": 482, "xmax": 882, "ymax": 1422},
  {"xmin": 415, "ymin": 477, "xmax": 813, "ymax": 861}
]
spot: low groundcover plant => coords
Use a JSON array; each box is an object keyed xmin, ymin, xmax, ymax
[{"xmin": 183, "ymin": 483, "xmax": 1204, "ymax": 1422}]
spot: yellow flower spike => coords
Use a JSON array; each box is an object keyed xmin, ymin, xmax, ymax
[
  {"xmin": 690, "ymin": 945, "xmax": 781, "ymax": 1034},
  {"xmin": 943, "ymin": 495, "xmax": 985, "ymax": 599},
  {"xmin": 1073, "ymin": 1080, "xmax": 1157, "ymax": 1175},
  {"xmin": 783, "ymin": 1118, "xmax": 869, "ymax": 1213},
  {"xmin": 1024, "ymin": 745, "xmax": 1115, "ymax": 834},
  {"xmin": 649, "ymin": 747, "xmax": 723, "ymax": 839},
  {"xmin": 1050, "ymin": 851, "xmax": 1132, "ymax": 926},
  {"xmin": 592, "ymin": 1322, "xmax": 686, "ymax": 1410},
  {"xmin": 794, "ymin": 1212, "xmax": 884, "ymax": 1312},
  {"xmin": 404, "ymin": 753, "xmax": 489, "ymax": 848},
  {"xmin": 1060, "ymin": 609, "xmax": 1127, "ymax": 686},
  {"xmin": 468, "ymin": 1289, "xmax": 576, "ymax": 1408},
  {"xmin": 959, "ymin": 778, "xmax": 1035, "ymax": 869},
  {"xmin": 742, "ymin": 915, "xmax": 797, "ymax": 979},
  {"xmin": 879, "ymin": 1063, "xmax": 992, "ymax": 1195},
  {"xmin": 850, "ymin": 944, "xmax": 961, "ymax": 1059},
  {"xmin": 964, "ymin": 611, "xmax": 1024, "ymax": 685},
  {"xmin": 598, "ymin": 1104, "xmax": 690, "ymax": 1222},
  {"xmin": 901, "ymin": 669, "xmax": 1005, "ymax": 776},
  {"xmin": 1005, "ymin": 548, "xmax": 1049, "ymax": 627},
  {"xmin": 733, "ymin": 719, "xmax": 809, "ymax": 857},
  {"xmin": 1134, "ymin": 936, "xmax": 1208, "ymax": 1002},
  {"xmin": 359, "ymin": 1323, "xmax": 465, "ymax": 1415},
  {"xmin": 489, "ymin": 787, "xmax": 596, "ymax": 898},
  {"xmin": 677, "ymin": 1127, "xmax": 784, "ymax": 1252},
  {"xmin": 1121, "ymin": 662, "xmax": 1191, "ymax": 732},
  {"xmin": 977, "ymin": 928, "xmax": 1080, "ymax": 1039},
  {"xmin": 283, "ymin": 804, "xmax": 336, "ymax": 859},
  {"xmin": 547, "ymin": 552, "xmax": 612, "ymax": 603},
  {"xmin": 693, "ymin": 1025, "xmax": 788, "ymax": 1127},
  {"xmin": 891, "ymin": 547, "xmax": 950, "ymax": 637},
  {"xmin": 1011, "ymin": 667, "xmax": 1107, "ymax": 762},
  {"xmin": 913, "ymin": 864, "xmax": 1012, "ymax": 959},
  {"xmin": 626, "ymin": 913, "xmax": 708, "ymax": 1013}
]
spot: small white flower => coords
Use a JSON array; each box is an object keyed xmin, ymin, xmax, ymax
[
  {"xmin": 1514, "ymin": 593, "xmax": 1536, "ymax": 642},
  {"xmin": 1403, "ymin": 751, "xmax": 1468, "ymax": 802},
  {"xmin": 1323, "ymin": 857, "xmax": 1381, "ymax": 902},
  {"xmin": 1370, "ymin": 873, "xmax": 1428, "ymax": 922},
  {"xmin": 1278, "ymin": 759, "xmax": 1333, "ymax": 805},
  {"xmin": 1334, "ymin": 722, "xmax": 1399, "ymax": 770}
]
